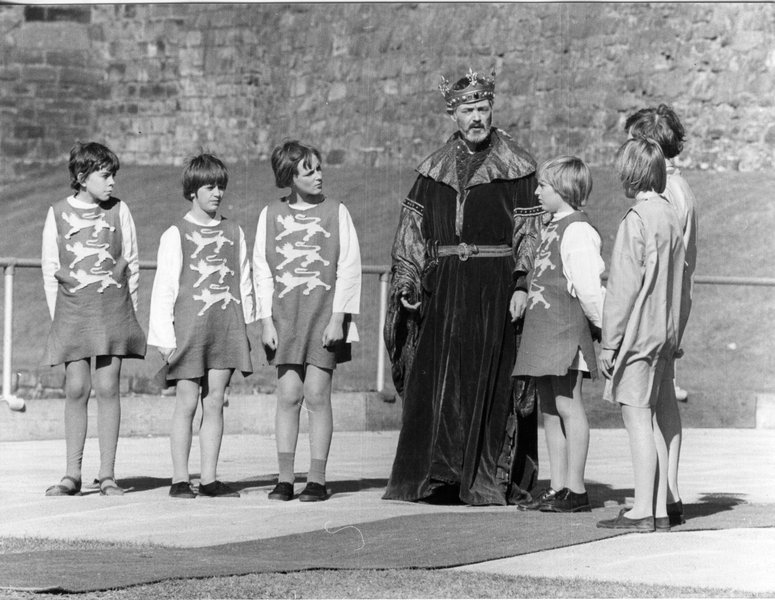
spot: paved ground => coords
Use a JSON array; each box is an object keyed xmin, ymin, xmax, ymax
[{"xmin": 1, "ymin": 427, "xmax": 774, "ymax": 594}]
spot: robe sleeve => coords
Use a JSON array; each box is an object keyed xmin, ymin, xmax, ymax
[
  {"xmin": 41, "ymin": 207, "xmax": 59, "ymax": 320},
  {"xmin": 511, "ymin": 173, "xmax": 543, "ymax": 292},
  {"xmin": 251, "ymin": 207, "xmax": 274, "ymax": 320},
  {"xmin": 119, "ymin": 201, "xmax": 141, "ymax": 312},
  {"xmin": 601, "ymin": 210, "xmax": 646, "ymax": 352},
  {"xmin": 147, "ymin": 226, "xmax": 182, "ymax": 349},
  {"xmin": 238, "ymin": 225, "xmax": 255, "ymax": 324}
]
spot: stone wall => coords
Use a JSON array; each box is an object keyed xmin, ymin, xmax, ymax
[{"xmin": 2, "ymin": 2, "xmax": 774, "ymax": 181}]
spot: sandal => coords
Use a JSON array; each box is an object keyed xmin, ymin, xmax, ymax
[
  {"xmin": 45, "ymin": 475, "xmax": 81, "ymax": 497},
  {"xmin": 99, "ymin": 477, "xmax": 126, "ymax": 496}
]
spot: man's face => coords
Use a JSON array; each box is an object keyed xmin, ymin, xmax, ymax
[{"xmin": 451, "ymin": 100, "xmax": 492, "ymax": 144}]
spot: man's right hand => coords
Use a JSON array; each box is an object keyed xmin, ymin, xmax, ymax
[{"xmin": 400, "ymin": 295, "xmax": 421, "ymax": 312}]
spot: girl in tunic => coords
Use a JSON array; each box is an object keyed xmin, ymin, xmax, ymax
[
  {"xmin": 253, "ymin": 140, "xmax": 361, "ymax": 502},
  {"xmin": 148, "ymin": 154, "xmax": 254, "ymax": 499},
  {"xmin": 513, "ymin": 156, "xmax": 604, "ymax": 514},
  {"xmin": 42, "ymin": 142, "xmax": 146, "ymax": 497},
  {"xmin": 597, "ymin": 138, "xmax": 687, "ymax": 533}
]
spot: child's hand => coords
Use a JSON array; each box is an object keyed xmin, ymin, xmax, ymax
[
  {"xmin": 261, "ymin": 318, "xmax": 278, "ymax": 351},
  {"xmin": 599, "ymin": 348, "xmax": 616, "ymax": 379},
  {"xmin": 322, "ymin": 313, "xmax": 345, "ymax": 347},
  {"xmin": 157, "ymin": 347, "xmax": 175, "ymax": 363},
  {"xmin": 509, "ymin": 290, "xmax": 528, "ymax": 322}
]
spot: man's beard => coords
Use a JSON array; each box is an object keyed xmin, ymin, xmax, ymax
[{"xmin": 463, "ymin": 125, "xmax": 490, "ymax": 144}]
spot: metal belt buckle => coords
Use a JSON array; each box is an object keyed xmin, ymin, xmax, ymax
[{"xmin": 456, "ymin": 243, "xmax": 477, "ymax": 261}]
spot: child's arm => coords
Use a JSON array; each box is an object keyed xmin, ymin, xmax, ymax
[
  {"xmin": 119, "ymin": 201, "xmax": 141, "ymax": 312},
  {"xmin": 561, "ymin": 221, "xmax": 605, "ymax": 329},
  {"xmin": 251, "ymin": 207, "xmax": 277, "ymax": 350},
  {"xmin": 148, "ymin": 226, "xmax": 182, "ymax": 360},
  {"xmin": 324, "ymin": 204, "xmax": 362, "ymax": 346},
  {"xmin": 237, "ymin": 226, "xmax": 255, "ymax": 324},
  {"xmin": 41, "ymin": 207, "xmax": 59, "ymax": 320},
  {"xmin": 600, "ymin": 211, "xmax": 646, "ymax": 375}
]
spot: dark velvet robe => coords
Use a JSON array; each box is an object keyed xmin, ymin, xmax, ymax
[{"xmin": 383, "ymin": 128, "xmax": 543, "ymax": 505}]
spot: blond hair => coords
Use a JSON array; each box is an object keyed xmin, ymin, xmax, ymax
[{"xmin": 536, "ymin": 156, "xmax": 593, "ymax": 209}]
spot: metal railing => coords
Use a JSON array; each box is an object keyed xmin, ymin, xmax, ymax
[
  {"xmin": 3, "ymin": 257, "xmax": 775, "ymax": 411},
  {"xmin": 0, "ymin": 258, "xmax": 392, "ymax": 411}
]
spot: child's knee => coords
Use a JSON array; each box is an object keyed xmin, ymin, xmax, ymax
[
  {"xmin": 303, "ymin": 389, "xmax": 331, "ymax": 411},
  {"xmin": 277, "ymin": 391, "xmax": 304, "ymax": 410}
]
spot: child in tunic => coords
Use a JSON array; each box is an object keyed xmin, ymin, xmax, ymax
[
  {"xmin": 148, "ymin": 154, "xmax": 254, "ymax": 499},
  {"xmin": 625, "ymin": 105, "xmax": 698, "ymax": 527},
  {"xmin": 597, "ymin": 138, "xmax": 687, "ymax": 533},
  {"xmin": 513, "ymin": 156, "xmax": 605, "ymax": 513},
  {"xmin": 42, "ymin": 142, "xmax": 146, "ymax": 497},
  {"xmin": 253, "ymin": 140, "xmax": 361, "ymax": 502}
]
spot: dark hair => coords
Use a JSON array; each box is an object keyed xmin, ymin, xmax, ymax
[
  {"xmin": 536, "ymin": 155, "xmax": 593, "ymax": 209},
  {"xmin": 270, "ymin": 140, "xmax": 322, "ymax": 189},
  {"xmin": 68, "ymin": 142, "xmax": 120, "ymax": 191},
  {"xmin": 182, "ymin": 153, "xmax": 229, "ymax": 200},
  {"xmin": 616, "ymin": 138, "xmax": 666, "ymax": 196},
  {"xmin": 624, "ymin": 104, "xmax": 686, "ymax": 159}
]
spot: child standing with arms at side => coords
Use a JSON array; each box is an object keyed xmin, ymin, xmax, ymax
[
  {"xmin": 597, "ymin": 138, "xmax": 687, "ymax": 532},
  {"xmin": 513, "ymin": 156, "xmax": 605, "ymax": 513},
  {"xmin": 42, "ymin": 142, "xmax": 146, "ymax": 496},
  {"xmin": 253, "ymin": 140, "xmax": 361, "ymax": 502},
  {"xmin": 148, "ymin": 154, "xmax": 254, "ymax": 499}
]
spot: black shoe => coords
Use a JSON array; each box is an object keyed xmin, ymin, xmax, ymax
[
  {"xmin": 169, "ymin": 481, "xmax": 196, "ymax": 499},
  {"xmin": 667, "ymin": 500, "xmax": 685, "ymax": 526},
  {"xmin": 298, "ymin": 482, "xmax": 329, "ymax": 502},
  {"xmin": 597, "ymin": 508, "xmax": 655, "ymax": 532},
  {"xmin": 268, "ymin": 481, "xmax": 294, "ymax": 501},
  {"xmin": 517, "ymin": 487, "xmax": 561, "ymax": 511},
  {"xmin": 542, "ymin": 489, "xmax": 591, "ymax": 512},
  {"xmin": 198, "ymin": 480, "xmax": 240, "ymax": 498}
]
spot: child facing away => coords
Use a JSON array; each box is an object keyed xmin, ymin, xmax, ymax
[
  {"xmin": 512, "ymin": 156, "xmax": 605, "ymax": 513},
  {"xmin": 625, "ymin": 104, "xmax": 699, "ymax": 527},
  {"xmin": 148, "ymin": 153, "xmax": 254, "ymax": 499},
  {"xmin": 597, "ymin": 137, "xmax": 689, "ymax": 533},
  {"xmin": 42, "ymin": 141, "xmax": 147, "ymax": 497},
  {"xmin": 253, "ymin": 140, "xmax": 361, "ymax": 502}
]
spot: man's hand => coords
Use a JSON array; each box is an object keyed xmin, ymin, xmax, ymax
[
  {"xmin": 322, "ymin": 313, "xmax": 345, "ymax": 347},
  {"xmin": 599, "ymin": 348, "xmax": 616, "ymax": 379},
  {"xmin": 261, "ymin": 318, "xmax": 278, "ymax": 351},
  {"xmin": 157, "ymin": 347, "xmax": 175, "ymax": 363},
  {"xmin": 400, "ymin": 295, "xmax": 421, "ymax": 312},
  {"xmin": 509, "ymin": 290, "xmax": 528, "ymax": 322}
]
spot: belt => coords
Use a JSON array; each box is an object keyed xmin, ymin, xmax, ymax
[{"xmin": 435, "ymin": 243, "xmax": 512, "ymax": 262}]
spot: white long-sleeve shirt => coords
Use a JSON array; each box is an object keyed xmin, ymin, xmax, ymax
[
  {"xmin": 554, "ymin": 209, "xmax": 606, "ymax": 328},
  {"xmin": 41, "ymin": 195, "xmax": 140, "ymax": 319},
  {"xmin": 147, "ymin": 213, "xmax": 255, "ymax": 349},
  {"xmin": 252, "ymin": 202, "xmax": 362, "ymax": 320}
]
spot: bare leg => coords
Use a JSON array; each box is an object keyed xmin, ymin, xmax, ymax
[
  {"xmin": 198, "ymin": 369, "xmax": 232, "ymax": 485},
  {"xmin": 621, "ymin": 404, "xmax": 657, "ymax": 519},
  {"xmin": 170, "ymin": 378, "xmax": 200, "ymax": 484},
  {"xmin": 555, "ymin": 370, "xmax": 589, "ymax": 494},
  {"xmin": 536, "ymin": 376, "xmax": 566, "ymax": 491},
  {"xmin": 655, "ymin": 365, "xmax": 682, "ymax": 505},
  {"xmin": 275, "ymin": 365, "xmax": 304, "ymax": 482},
  {"xmin": 302, "ymin": 365, "xmax": 334, "ymax": 484},
  {"xmin": 63, "ymin": 359, "xmax": 92, "ymax": 484},
  {"xmin": 92, "ymin": 355, "xmax": 122, "ymax": 482}
]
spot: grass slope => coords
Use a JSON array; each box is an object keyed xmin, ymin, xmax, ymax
[{"xmin": 1, "ymin": 162, "xmax": 773, "ymax": 424}]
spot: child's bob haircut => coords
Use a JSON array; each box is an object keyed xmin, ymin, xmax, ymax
[
  {"xmin": 182, "ymin": 153, "xmax": 229, "ymax": 200},
  {"xmin": 624, "ymin": 104, "xmax": 685, "ymax": 159},
  {"xmin": 616, "ymin": 138, "xmax": 667, "ymax": 196},
  {"xmin": 271, "ymin": 140, "xmax": 322, "ymax": 189},
  {"xmin": 536, "ymin": 155, "xmax": 593, "ymax": 209},
  {"xmin": 69, "ymin": 142, "xmax": 120, "ymax": 192}
]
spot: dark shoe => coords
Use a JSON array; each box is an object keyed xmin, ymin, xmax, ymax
[
  {"xmin": 169, "ymin": 481, "xmax": 196, "ymax": 498},
  {"xmin": 655, "ymin": 516, "xmax": 671, "ymax": 531},
  {"xmin": 542, "ymin": 489, "xmax": 591, "ymax": 513},
  {"xmin": 45, "ymin": 475, "xmax": 81, "ymax": 497},
  {"xmin": 667, "ymin": 500, "xmax": 685, "ymax": 526},
  {"xmin": 298, "ymin": 482, "xmax": 329, "ymax": 502},
  {"xmin": 597, "ymin": 508, "xmax": 655, "ymax": 532},
  {"xmin": 517, "ymin": 487, "xmax": 561, "ymax": 511},
  {"xmin": 198, "ymin": 480, "xmax": 240, "ymax": 497},
  {"xmin": 268, "ymin": 481, "xmax": 294, "ymax": 501},
  {"xmin": 99, "ymin": 477, "xmax": 126, "ymax": 496}
]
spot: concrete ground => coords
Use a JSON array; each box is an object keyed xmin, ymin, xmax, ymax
[{"xmin": 1, "ymin": 427, "xmax": 774, "ymax": 594}]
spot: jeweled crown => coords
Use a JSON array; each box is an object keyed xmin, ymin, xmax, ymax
[{"xmin": 439, "ymin": 68, "xmax": 496, "ymax": 114}]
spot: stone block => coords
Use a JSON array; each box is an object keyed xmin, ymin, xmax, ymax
[
  {"xmin": 755, "ymin": 394, "xmax": 775, "ymax": 428},
  {"xmin": 39, "ymin": 370, "xmax": 65, "ymax": 390}
]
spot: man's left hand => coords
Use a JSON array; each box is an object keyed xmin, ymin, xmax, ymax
[{"xmin": 509, "ymin": 290, "xmax": 528, "ymax": 322}]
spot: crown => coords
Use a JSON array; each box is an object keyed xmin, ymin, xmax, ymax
[{"xmin": 439, "ymin": 68, "xmax": 496, "ymax": 114}]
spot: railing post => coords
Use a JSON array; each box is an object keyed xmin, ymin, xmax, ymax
[
  {"xmin": 376, "ymin": 270, "xmax": 390, "ymax": 392},
  {"xmin": 2, "ymin": 263, "xmax": 25, "ymax": 411}
]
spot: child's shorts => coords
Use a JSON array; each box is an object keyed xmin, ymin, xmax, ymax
[{"xmin": 608, "ymin": 357, "xmax": 674, "ymax": 408}]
